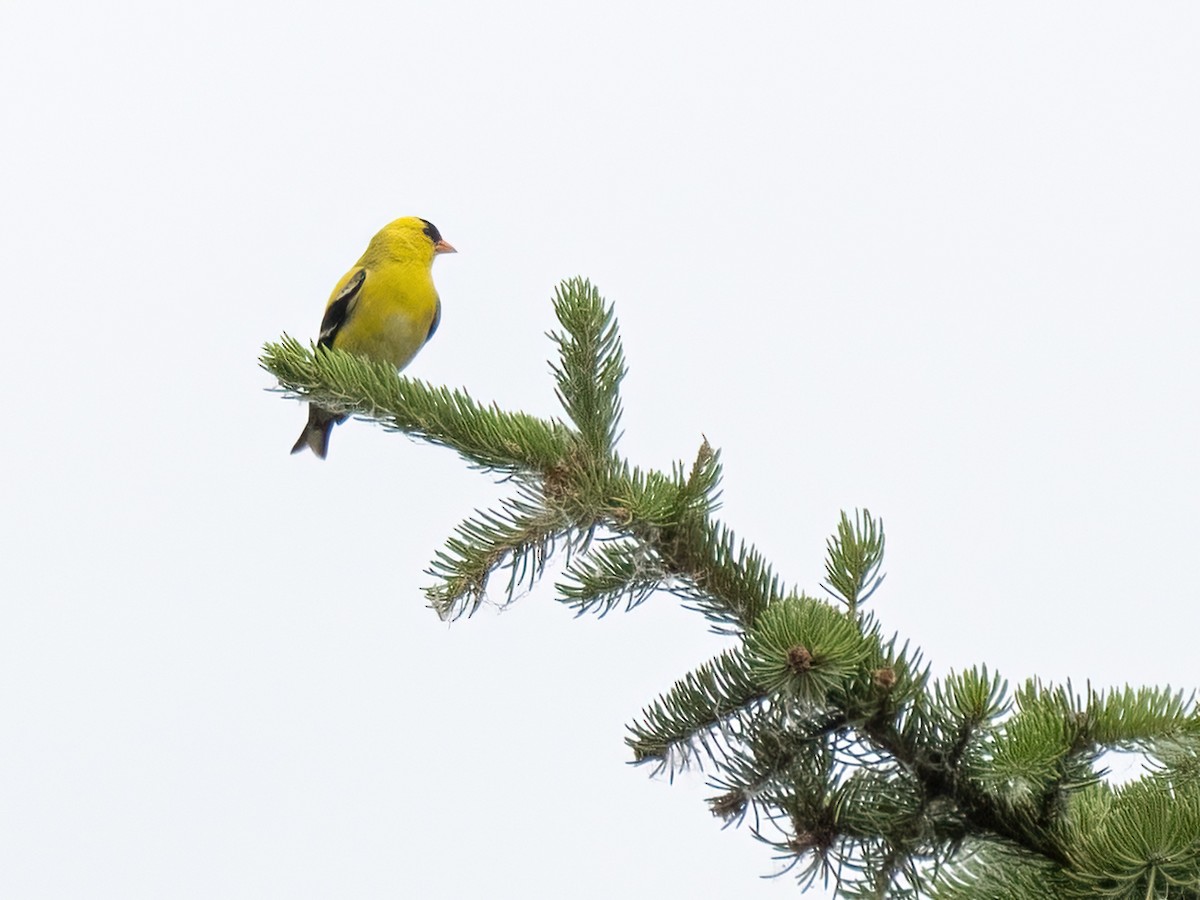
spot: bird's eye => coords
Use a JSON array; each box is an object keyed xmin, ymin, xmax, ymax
[{"xmin": 420, "ymin": 219, "xmax": 442, "ymax": 244}]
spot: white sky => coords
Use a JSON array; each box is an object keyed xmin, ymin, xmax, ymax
[{"xmin": 2, "ymin": 2, "xmax": 1198, "ymax": 898}]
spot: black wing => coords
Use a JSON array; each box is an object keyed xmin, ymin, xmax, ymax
[
  {"xmin": 318, "ymin": 269, "xmax": 366, "ymax": 348},
  {"xmin": 424, "ymin": 298, "xmax": 442, "ymax": 345}
]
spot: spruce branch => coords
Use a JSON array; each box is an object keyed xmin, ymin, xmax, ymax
[
  {"xmin": 547, "ymin": 277, "xmax": 626, "ymax": 457},
  {"xmin": 936, "ymin": 667, "xmax": 1010, "ymax": 730},
  {"xmin": 1063, "ymin": 778, "xmax": 1200, "ymax": 898},
  {"xmin": 1085, "ymin": 684, "xmax": 1198, "ymax": 747},
  {"xmin": 745, "ymin": 597, "xmax": 874, "ymax": 705},
  {"xmin": 556, "ymin": 537, "xmax": 664, "ymax": 616},
  {"xmin": 624, "ymin": 648, "xmax": 766, "ymax": 768},
  {"xmin": 824, "ymin": 509, "xmax": 886, "ymax": 613},
  {"xmin": 664, "ymin": 518, "xmax": 791, "ymax": 631},
  {"xmin": 425, "ymin": 479, "xmax": 579, "ymax": 620},
  {"xmin": 260, "ymin": 337, "xmax": 572, "ymax": 473},
  {"xmin": 262, "ymin": 293, "xmax": 785, "ymax": 629},
  {"xmin": 261, "ymin": 279, "xmax": 1200, "ymax": 898}
]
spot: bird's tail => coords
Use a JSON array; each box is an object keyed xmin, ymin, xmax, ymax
[{"xmin": 291, "ymin": 406, "xmax": 343, "ymax": 459}]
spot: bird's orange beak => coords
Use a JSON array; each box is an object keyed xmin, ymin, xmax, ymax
[{"xmin": 434, "ymin": 239, "xmax": 457, "ymax": 254}]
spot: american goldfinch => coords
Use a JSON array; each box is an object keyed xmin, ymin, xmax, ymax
[{"xmin": 291, "ymin": 216, "xmax": 456, "ymax": 458}]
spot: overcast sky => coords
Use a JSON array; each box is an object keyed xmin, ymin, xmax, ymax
[{"xmin": 2, "ymin": 2, "xmax": 1198, "ymax": 898}]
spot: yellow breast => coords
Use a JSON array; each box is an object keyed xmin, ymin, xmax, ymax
[{"xmin": 333, "ymin": 264, "xmax": 439, "ymax": 371}]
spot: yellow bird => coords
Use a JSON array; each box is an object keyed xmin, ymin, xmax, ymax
[{"xmin": 291, "ymin": 217, "xmax": 456, "ymax": 458}]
